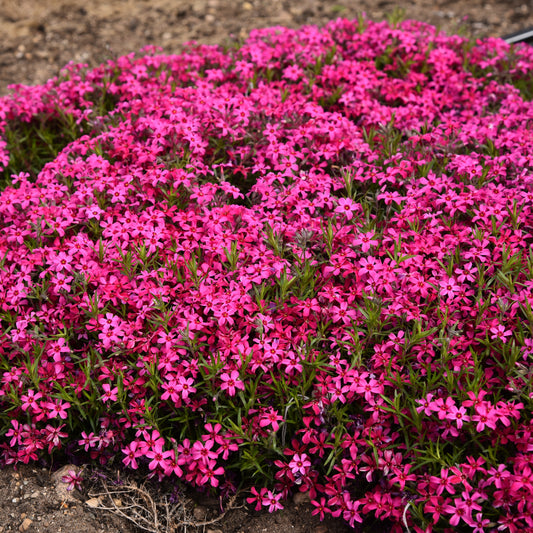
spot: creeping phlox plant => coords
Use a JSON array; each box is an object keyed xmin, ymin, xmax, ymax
[{"xmin": 1, "ymin": 15, "xmax": 533, "ymax": 532}]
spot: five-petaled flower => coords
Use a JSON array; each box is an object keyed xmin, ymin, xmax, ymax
[
  {"xmin": 220, "ymin": 370, "xmax": 245, "ymax": 397},
  {"xmin": 101, "ymin": 383, "xmax": 118, "ymax": 403}
]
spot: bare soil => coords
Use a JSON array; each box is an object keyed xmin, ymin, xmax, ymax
[
  {"xmin": 1, "ymin": 0, "xmax": 532, "ymax": 532},
  {"xmin": 0, "ymin": 463, "xmax": 355, "ymax": 533},
  {"xmin": 2, "ymin": 0, "xmax": 533, "ymax": 95}
]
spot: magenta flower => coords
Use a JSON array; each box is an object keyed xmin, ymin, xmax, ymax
[
  {"xmin": 100, "ymin": 383, "xmax": 118, "ymax": 403},
  {"xmin": 446, "ymin": 405, "xmax": 470, "ymax": 429},
  {"xmin": 262, "ymin": 490, "xmax": 284, "ymax": 513},
  {"xmin": 45, "ymin": 399, "xmax": 70, "ymax": 420},
  {"xmin": 43, "ymin": 424, "xmax": 68, "ymax": 452},
  {"xmin": 161, "ymin": 379, "xmax": 181, "ymax": 404},
  {"xmin": 163, "ymin": 450, "xmax": 184, "ymax": 477},
  {"xmin": 424, "ymin": 495, "xmax": 446, "ymax": 525},
  {"xmin": 146, "ymin": 444, "xmax": 171, "ymax": 471},
  {"xmin": 220, "ymin": 370, "xmax": 244, "ymax": 397},
  {"xmin": 20, "ymin": 389, "xmax": 43, "ymax": 413},
  {"xmin": 61, "ymin": 469, "xmax": 84, "ymax": 491},
  {"xmin": 439, "ymin": 277, "xmax": 459, "ymax": 298},
  {"xmin": 5, "ymin": 420, "xmax": 23, "ymax": 447},
  {"xmin": 311, "ymin": 497, "xmax": 331, "ymax": 520},
  {"xmin": 334, "ymin": 198, "xmax": 358, "ymax": 220},
  {"xmin": 444, "ymin": 498, "xmax": 474, "ymax": 527},
  {"xmin": 247, "ymin": 487, "xmax": 268, "ymax": 511},
  {"xmin": 176, "ymin": 376, "xmax": 196, "ymax": 399},
  {"xmin": 353, "ymin": 231, "xmax": 378, "ymax": 252},
  {"xmin": 289, "ymin": 453, "xmax": 311, "ymax": 476},
  {"xmin": 198, "ymin": 460, "xmax": 224, "ymax": 487},
  {"xmin": 471, "ymin": 403, "xmax": 498, "ymax": 432},
  {"xmin": 122, "ymin": 440, "xmax": 140, "ymax": 470},
  {"xmin": 259, "ymin": 408, "xmax": 283, "ymax": 432},
  {"xmin": 191, "ymin": 439, "xmax": 218, "ymax": 464},
  {"xmin": 490, "ymin": 324, "xmax": 512, "ymax": 343}
]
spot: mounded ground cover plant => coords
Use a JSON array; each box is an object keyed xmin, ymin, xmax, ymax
[{"xmin": 1, "ymin": 14, "xmax": 533, "ymax": 532}]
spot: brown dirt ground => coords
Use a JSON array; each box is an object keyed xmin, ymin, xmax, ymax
[
  {"xmin": 1, "ymin": 1, "xmax": 533, "ymax": 532},
  {"xmin": 2, "ymin": 0, "xmax": 533, "ymax": 95}
]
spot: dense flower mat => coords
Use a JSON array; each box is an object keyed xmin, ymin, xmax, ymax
[{"xmin": 1, "ymin": 16, "xmax": 533, "ymax": 532}]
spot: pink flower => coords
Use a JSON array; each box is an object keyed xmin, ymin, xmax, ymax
[
  {"xmin": 289, "ymin": 453, "xmax": 311, "ymax": 476},
  {"xmin": 430, "ymin": 468, "xmax": 457, "ymax": 496},
  {"xmin": 300, "ymin": 298, "xmax": 321, "ymax": 318},
  {"xmin": 511, "ymin": 465, "xmax": 533, "ymax": 494},
  {"xmin": 439, "ymin": 277, "xmax": 459, "ymax": 298},
  {"xmin": 198, "ymin": 460, "xmax": 224, "ymax": 487},
  {"xmin": 446, "ymin": 405, "xmax": 470, "ymax": 429},
  {"xmin": 176, "ymin": 376, "xmax": 196, "ymax": 399},
  {"xmin": 21, "ymin": 390, "xmax": 43, "ymax": 413},
  {"xmin": 47, "ymin": 251, "xmax": 72, "ymax": 272},
  {"xmin": 415, "ymin": 393, "xmax": 436, "ymax": 416},
  {"xmin": 140, "ymin": 429, "xmax": 165, "ymax": 452},
  {"xmin": 191, "ymin": 439, "xmax": 218, "ymax": 464},
  {"xmin": 343, "ymin": 495, "xmax": 363, "ymax": 527},
  {"xmin": 175, "ymin": 439, "xmax": 194, "ymax": 466},
  {"xmin": 390, "ymin": 464, "xmax": 416, "ymax": 490},
  {"xmin": 45, "ymin": 399, "xmax": 71, "ymax": 420},
  {"xmin": 490, "ymin": 324, "xmax": 512, "ymax": 343},
  {"xmin": 202, "ymin": 422, "xmax": 225, "ymax": 446},
  {"xmin": 101, "ymin": 383, "xmax": 118, "ymax": 403},
  {"xmin": 247, "ymin": 487, "xmax": 268, "ymax": 511},
  {"xmin": 335, "ymin": 198, "xmax": 358, "ymax": 220},
  {"xmin": 353, "ymin": 376, "xmax": 384, "ymax": 402},
  {"xmin": 43, "ymin": 424, "xmax": 68, "ymax": 453},
  {"xmin": 424, "ymin": 495, "xmax": 446, "ymax": 524},
  {"xmin": 455, "ymin": 262, "xmax": 477, "ymax": 282},
  {"xmin": 329, "ymin": 302, "xmax": 356, "ymax": 324},
  {"xmin": 220, "ymin": 370, "xmax": 244, "ymax": 397},
  {"xmin": 146, "ymin": 444, "xmax": 172, "ymax": 471},
  {"xmin": 473, "ymin": 512, "xmax": 491, "ymax": 532},
  {"xmin": 358, "ymin": 256, "xmax": 381, "ymax": 277},
  {"xmin": 122, "ymin": 441, "xmax": 140, "ymax": 469},
  {"xmin": 161, "ymin": 379, "xmax": 181, "ymax": 404},
  {"xmin": 213, "ymin": 303, "xmax": 235, "ymax": 326},
  {"xmin": 311, "ymin": 497, "xmax": 331, "ymax": 520},
  {"xmin": 5, "ymin": 420, "xmax": 23, "ymax": 447},
  {"xmin": 444, "ymin": 498, "xmax": 474, "ymax": 527},
  {"xmin": 163, "ymin": 449, "xmax": 183, "ymax": 477},
  {"xmin": 434, "ymin": 396, "xmax": 456, "ymax": 420},
  {"xmin": 61, "ymin": 469, "xmax": 84, "ymax": 491},
  {"xmin": 259, "ymin": 408, "xmax": 284, "ymax": 432},
  {"xmin": 262, "ymin": 491, "xmax": 284, "ymax": 513},
  {"xmin": 462, "ymin": 390, "xmax": 489, "ymax": 409},
  {"xmin": 486, "ymin": 465, "xmax": 510, "ymax": 489},
  {"xmin": 459, "ymin": 490, "xmax": 483, "ymax": 516},
  {"xmin": 471, "ymin": 403, "xmax": 498, "ymax": 432},
  {"xmin": 353, "ymin": 231, "xmax": 378, "ymax": 252}
]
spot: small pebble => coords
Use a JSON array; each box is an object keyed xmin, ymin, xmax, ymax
[
  {"xmin": 85, "ymin": 497, "xmax": 102, "ymax": 508},
  {"xmin": 193, "ymin": 505, "xmax": 208, "ymax": 520},
  {"xmin": 293, "ymin": 491, "xmax": 310, "ymax": 505},
  {"xmin": 19, "ymin": 518, "xmax": 32, "ymax": 532}
]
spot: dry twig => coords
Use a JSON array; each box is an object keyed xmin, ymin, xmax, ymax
[{"xmin": 88, "ymin": 479, "xmax": 242, "ymax": 533}]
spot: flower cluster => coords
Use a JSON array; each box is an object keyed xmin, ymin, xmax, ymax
[{"xmin": 1, "ymin": 15, "xmax": 533, "ymax": 532}]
